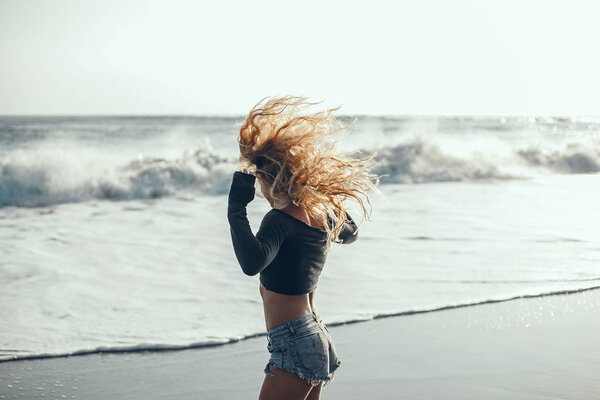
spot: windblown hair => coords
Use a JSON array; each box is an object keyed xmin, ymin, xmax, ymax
[{"xmin": 237, "ymin": 96, "xmax": 383, "ymax": 254}]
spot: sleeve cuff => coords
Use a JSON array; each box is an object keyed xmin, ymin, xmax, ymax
[{"xmin": 228, "ymin": 171, "xmax": 256, "ymax": 205}]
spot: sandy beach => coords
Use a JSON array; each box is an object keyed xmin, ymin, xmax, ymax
[{"xmin": 2, "ymin": 287, "xmax": 599, "ymax": 399}]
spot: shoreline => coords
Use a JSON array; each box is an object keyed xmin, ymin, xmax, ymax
[
  {"xmin": 2, "ymin": 284, "xmax": 599, "ymax": 364},
  {"xmin": 2, "ymin": 287, "xmax": 599, "ymax": 399}
]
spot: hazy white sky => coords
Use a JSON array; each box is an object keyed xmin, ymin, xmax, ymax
[{"xmin": 1, "ymin": 0, "xmax": 599, "ymax": 116}]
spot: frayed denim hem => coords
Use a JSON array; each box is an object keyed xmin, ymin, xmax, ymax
[{"xmin": 264, "ymin": 358, "xmax": 341, "ymax": 387}]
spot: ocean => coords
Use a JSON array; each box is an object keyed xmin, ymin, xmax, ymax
[{"xmin": 1, "ymin": 115, "xmax": 599, "ymax": 362}]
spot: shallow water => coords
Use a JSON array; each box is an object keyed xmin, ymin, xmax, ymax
[{"xmin": 1, "ymin": 115, "xmax": 599, "ymax": 361}]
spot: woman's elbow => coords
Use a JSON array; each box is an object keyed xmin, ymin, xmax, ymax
[
  {"xmin": 240, "ymin": 251, "xmax": 271, "ymax": 276},
  {"xmin": 241, "ymin": 265, "xmax": 260, "ymax": 276},
  {"xmin": 240, "ymin": 257, "xmax": 266, "ymax": 276},
  {"xmin": 342, "ymin": 231, "xmax": 358, "ymax": 244}
]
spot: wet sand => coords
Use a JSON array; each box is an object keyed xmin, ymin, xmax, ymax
[{"xmin": 1, "ymin": 288, "xmax": 599, "ymax": 399}]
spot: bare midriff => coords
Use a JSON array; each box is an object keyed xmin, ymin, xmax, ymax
[
  {"xmin": 260, "ymin": 282, "xmax": 316, "ymax": 332},
  {"xmin": 259, "ymin": 205, "xmax": 322, "ymax": 331}
]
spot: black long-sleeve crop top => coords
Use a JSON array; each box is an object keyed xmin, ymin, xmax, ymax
[{"xmin": 227, "ymin": 171, "xmax": 358, "ymax": 295}]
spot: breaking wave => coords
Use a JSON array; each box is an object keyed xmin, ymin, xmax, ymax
[{"xmin": 1, "ymin": 137, "xmax": 599, "ymax": 208}]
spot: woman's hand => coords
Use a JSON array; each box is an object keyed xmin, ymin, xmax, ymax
[{"xmin": 230, "ymin": 169, "xmax": 256, "ymax": 205}]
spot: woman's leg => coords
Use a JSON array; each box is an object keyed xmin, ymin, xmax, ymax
[{"xmin": 259, "ymin": 364, "xmax": 319, "ymax": 400}]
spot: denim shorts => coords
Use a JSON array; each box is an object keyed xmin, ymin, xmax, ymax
[{"xmin": 264, "ymin": 310, "xmax": 341, "ymax": 387}]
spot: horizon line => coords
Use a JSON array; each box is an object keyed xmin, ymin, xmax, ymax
[{"xmin": 1, "ymin": 112, "xmax": 599, "ymax": 120}]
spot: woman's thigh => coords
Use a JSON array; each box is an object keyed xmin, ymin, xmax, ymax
[
  {"xmin": 259, "ymin": 364, "xmax": 322, "ymax": 400},
  {"xmin": 306, "ymin": 380, "xmax": 323, "ymax": 400}
]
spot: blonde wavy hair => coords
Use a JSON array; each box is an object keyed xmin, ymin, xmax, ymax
[{"xmin": 236, "ymin": 96, "xmax": 383, "ymax": 254}]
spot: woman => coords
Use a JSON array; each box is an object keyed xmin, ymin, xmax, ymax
[{"xmin": 227, "ymin": 96, "xmax": 380, "ymax": 399}]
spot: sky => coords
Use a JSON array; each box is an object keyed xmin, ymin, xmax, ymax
[{"xmin": 1, "ymin": 0, "xmax": 599, "ymax": 116}]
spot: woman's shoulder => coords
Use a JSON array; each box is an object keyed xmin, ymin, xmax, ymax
[{"xmin": 269, "ymin": 208, "xmax": 327, "ymax": 232}]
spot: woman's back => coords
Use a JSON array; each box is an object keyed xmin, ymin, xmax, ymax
[
  {"xmin": 227, "ymin": 170, "xmax": 359, "ymax": 331},
  {"xmin": 228, "ymin": 171, "xmax": 358, "ymax": 294}
]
